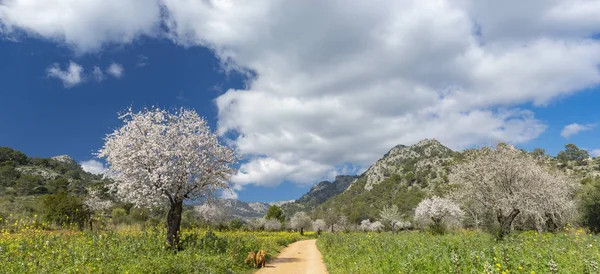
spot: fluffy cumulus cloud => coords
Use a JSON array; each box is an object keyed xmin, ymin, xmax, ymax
[
  {"xmin": 221, "ymin": 189, "xmax": 239, "ymax": 200},
  {"xmin": 561, "ymin": 123, "xmax": 595, "ymax": 138},
  {"xmin": 0, "ymin": 0, "xmax": 162, "ymax": 53},
  {"xmin": 3, "ymin": 0, "xmax": 600, "ymax": 187},
  {"xmin": 106, "ymin": 63, "xmax": 124, "ymax": 78},
  {"xmin": 80, "ymin": 159, "xmax": 106, "ymax": 175},
  {"xmin": 46, "ymin": 61, "xmax": 84, "ymax": 87},
  {"xmin": 591, "ymin": 149, "xmax": 600, "ymax": 158}
]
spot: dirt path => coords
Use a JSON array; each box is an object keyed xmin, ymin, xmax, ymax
[{"xmin": 255, "ymin": 239, "xmax": 328, "ymax": 274}]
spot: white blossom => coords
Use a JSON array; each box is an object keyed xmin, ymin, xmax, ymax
[
  {"xmin": 195, "ymin": 202, "xmax": 230, "ymax": 226},
  {"xmin": 264, "ymin": 219, "xmax": 282, "ymax": 231},
  {"xmin": 370, "ymin": 221, "xmax": 384, "ymax": 232},
  {"xmin": 290, "ymin": 212, "xmax": 312, "ymax": 233},
  {"xmin": 312, "ymin": 219, "xmax": 327, "ymax": 232},
  {"xmin": 98, "ymin": 107, "xmax": 238, "ymax": 208},
  {"xmin": 414, "ymin": 196, "xmax": 463, "ymax": 228},
  {"xmin": 379, "ymin": 204, "xmax": 404, "ymax": 231},
  {"xmin": 248, "ymin": 218, "xmax": 267, "ymax": 231},
  {"xmin": 84, "ymin": 188, "xmax": 113, "ymax": 213},
  {"xmin": 449, "ymin": 143, "xmax": 577, "ymax": 236}
]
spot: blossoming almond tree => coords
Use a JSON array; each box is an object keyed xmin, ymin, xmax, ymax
[
  {"xmin": 290, "ymin": 211, "xmax": 312, "ymax": 235},
  {"xmin": 98, "ymin": 107, "xmax": 237, "ymax": 250},
  {"xmin": 449, "ymin": 143, "xmax": 577, "ymax": 238},
  {"xmin": 414, "ymin": 196, "xmax": 463, "ymax": 233}
]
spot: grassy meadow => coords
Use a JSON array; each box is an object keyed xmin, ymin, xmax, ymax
[
  {"xmin": 0, "ymin": 217, "xmax": 311, "ymax": 274},
  {"xmin": 317, "ymin": 229, "xmax": 600, "ymax": 274}
]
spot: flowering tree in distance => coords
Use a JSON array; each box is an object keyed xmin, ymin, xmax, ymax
[
  {"xmin": 450, "ymin": 143, "xmax": 577, "ymax": 238},
  {"xmin": 414, "ymin": 196, "xmax": 463, "ymax": 234},
  {"xmin": 98, "ymin": 107, "xmax": 237, "ymax": 250},
  {"xmin": 290, "ymin": 211, "xmax": 312, "ymax": 235}
]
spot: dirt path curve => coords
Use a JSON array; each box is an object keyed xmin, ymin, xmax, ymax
[{"xmin": 255, "ymin": 239, "xmax": 328, "ymax": 274}]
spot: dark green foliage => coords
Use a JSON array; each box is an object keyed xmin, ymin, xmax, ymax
[
  {"xmin": 0, "ymin": 165, "xmax": 19, "ymax": 187},
  {"xmin": 229, "ymin": 218, "xmax": 244, "ymax": 230},
  {"xmin": 42, "ymin": 192, "xmax": 90, "ymax": 229},
  {"xmin": 578, "ymin": 178, "xmax": 600, "ymax": 233},
  {"xmin": 265, "ymin": 205, "xmax": 285, "ymax": 222},
  {"xmin": 531, "ymin": 148, "xmax": 546, "ymax": 159},
  {"xmin": 318, "ymin": 174, "xmax": 427, "ymax": 223},
  {"xmin": 14, "ymin": 175, "xmax": 45, "ymax": 195},
  {"xmin": 557, "ymin": 144, "xmax": 590, "ymax": 165},
  {"xmin": 46, "ymin": 177, "xmax": 70, "ymax": 194},
  {"xmin": 111, "ymin": 208, "xmax": 128, "ymax": 225},
  {"xmin": 0, "ymin": 147, "xmax": 28, "ymax": 165}
]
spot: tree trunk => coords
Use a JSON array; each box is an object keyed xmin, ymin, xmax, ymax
[
  {"xmin": 167, "ymin": 200, "xmax": 183, "ymax": 250},
  {"xmin": 497, "ymin": 208, "xmax": 520, "ymax": 239},
  {"xmin": 300, "ymin": 227, "xmax": 304, "ymax": 236}
]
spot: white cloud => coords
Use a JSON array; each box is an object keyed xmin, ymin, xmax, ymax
[
  {"xmin": 4, "ymin": 1, "xmax": 600, "ymax": 187},
  {"xmin": 106, "ymin": 63, "xmax": 124, "ymax": 78},
  {"xmin": 80, "ymin": 160, "xmax": 106, "ymax": 175},
  {"xmin": 221, "ymin": 189, "xmax": 239, "ymax": 200},
  {"xmin": 561, "ymin": 123, "xmax": 595, "ymax": 138},
  {"xmin": 46, "ymin": 61, "xmax": 84, "ymax": 87},
  {"xmin": 0, "ymin": 0, "xmax": 161, "ymax": 53},
  {"xmin": 92, "ymin": 66, "xmax": 104, "ymax": 81},
  {"xmin": 591, "ymin": 149, "xmax": 600, "ymax": 158}
]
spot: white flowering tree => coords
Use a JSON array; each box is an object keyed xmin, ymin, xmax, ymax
[
  {"xmin": 379, "ymin": 205, "xmax": 404, "ymax": 232},
  {"xmin": 290, "ymin": 212, "xmax": 312, "ymax": 235},
  {"xmin": 264, "ymin": 219, "xmax": 282, "ymax": 231},
  {"xmin": 450, "ymin": 143, "xmax": 577, "ymax": 238},
  {"xmin": 84, "ymin": 188, "xmax": 113, "ymax": 231},
  {"xmin": 312, "ymin": 219, "xmax": 327, "ymax": 234},
  {"xmin": 195, "ymin": 203, "xmax": 231, "ymax": 231},
  {"xmin": 98, "ymin": 107, "xmax": 237, "ymax": 250},
  {"xmin": 248, "ymin": 218, "xmax": 267, "ymax": 231},
  {"xmin": 414, "ymin": 196, "xmax": 463, "ymax": 233}
]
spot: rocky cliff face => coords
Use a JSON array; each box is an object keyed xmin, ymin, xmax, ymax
[{"xmin": 361, "ymin": 139, "xmax": 455, "ymax": 191}]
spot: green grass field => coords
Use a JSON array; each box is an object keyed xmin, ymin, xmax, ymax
[
  {"xmin": 0, "ymin": 224, "xmax": 310, "ymax": 274},
  {"xmin": 317, "ymin": 229, "xmax": 600, "ymax": 274}
]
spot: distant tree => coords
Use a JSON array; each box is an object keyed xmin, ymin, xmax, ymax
[
  {"xmin": 98, "ymin": 107, "xmax": 237, "ymax": 250},
  {"xmin": 248, "ymin": 218, "xmax": 267, "ymax": 231},
  {"xmin": 323, "ymin": 208, "xmax": 339, "ymax": 232},
  {"xmin": 360, "ymin": 219, "xmax": 372, "ymax": 232},
  {"xmin": 379, "ymin": 204, "xmax": 403, "ymax": 232},
  {"xmin": 450, "ymin": 143, "xmax": 577, "ymax": 239},
  {"xmin": 290, "ymin": 211, "xmax": 312, "ymax": 235},
  {"xmin": 229, "ymin": 218, "xmax": 244, "ymax": 230},
  {"xmin": 84, "ymin": 188, "xmax": 113, "ymax": 230},
  {"xmin": 414, "ymin": 196, "xmax": 463, "ymax": 234},
  {"xmin": 371, "ymin": 221, "xmax": 384, "ymax": 232},
  {"xmin": 557, "ymin": 144, "xmax": 590, "ymax": 165},
  {"xmin": 312, "ymin": 219, "xmax": 327, "ymax": 234},
  {"xmin": 265, "ymin": 205, "xmax": 285, "ymax": 223},
  {"xmin": 264, "ymin": 219, "xmax": 282, "ymax": 231},
  {"xmin": 195, "ymin": 203, "xmax": 231, "ymax": 231},
  {"xmin": 531, "ymin": 148, "xmax": 546, "ymax": 159}
]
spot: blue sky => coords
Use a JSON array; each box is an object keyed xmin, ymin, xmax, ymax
[{"xmin": 1, "ymin": 1, "xmax": 600, "ymax": 202}]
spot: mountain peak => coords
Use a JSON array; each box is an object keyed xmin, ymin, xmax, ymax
[{"xmin": 363, "ymin": 138, "xmax": 454, "ymax": 190}]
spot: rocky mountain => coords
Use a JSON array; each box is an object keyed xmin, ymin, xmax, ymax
[
  {"xmin": 313, "ymin": 139, "xmax": 459, "ymax": 222},
  {"xmin": 281, "ymin": 175, "xmax": 358, "ymax": 216},
  {"xmin": 206, "ymin": 199, "xmax": 294, "ymax": 220}
]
